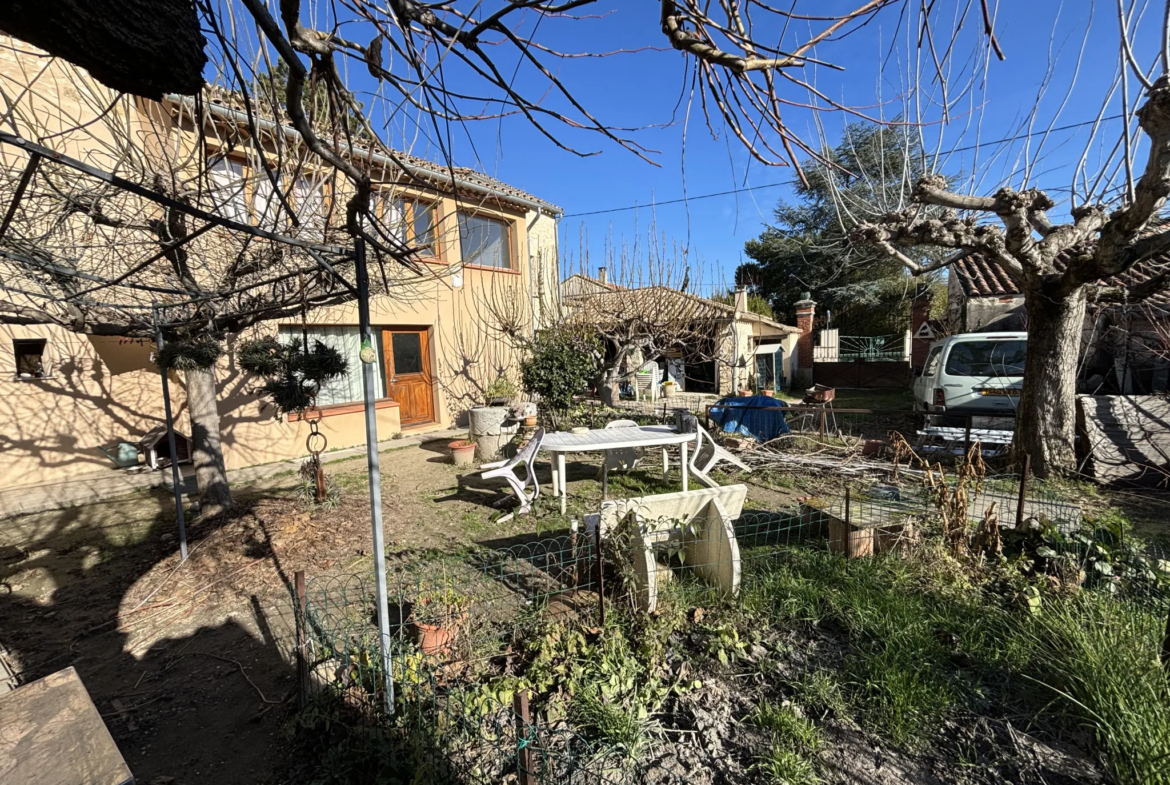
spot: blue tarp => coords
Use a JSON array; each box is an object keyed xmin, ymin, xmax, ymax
[{"xmin": 709, "ymin": 395, "xmax": 790, "ymax": 441}]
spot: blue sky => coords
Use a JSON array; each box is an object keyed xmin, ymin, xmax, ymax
[{"xmin": 339, "ymin": 2, "xmax": 1155, "ymax": 292}]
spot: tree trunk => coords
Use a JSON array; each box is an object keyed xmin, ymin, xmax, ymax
[
  {"xmin": 598, "ymin": 368, "xmax": 621, "ymax": 407},
  {"xmin": 185, "ymin": 366, "xmax": 233, "ymax": 514},
  {"xmin": 1014, "ymin": 281, "xmax": 1087, "ymax": 478}
]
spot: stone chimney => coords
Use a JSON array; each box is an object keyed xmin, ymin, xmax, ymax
[
  {"xmin": 911, "ymin": 285, "xmax": 934, "ymax": 368},
  {"xmin": 734, "ymin": 285, "xmax": 748, "ymax": 313},
  {"xmin": 795, "ymin": 294, "xmax": 816, "ymax": 375},
  {"xmin": 597, "ymin": 266, "xmax": 608, "ymax": 286}
]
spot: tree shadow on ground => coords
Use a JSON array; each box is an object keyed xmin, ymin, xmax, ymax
[{"xmin": 0, "ymin": 491, "xmax": 301, "ymax": 784}]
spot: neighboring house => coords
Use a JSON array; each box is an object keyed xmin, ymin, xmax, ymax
[
  {"xmin": 561, "ymin": 274, "xmax": 800, "ymax": 394},
  {"xmin": 947, "ymin": 252, "xmax": 1170, "ymax": 394},
  {"xmin": 0, "ymin": 42, "xmax": 561, "ymax": 490}
]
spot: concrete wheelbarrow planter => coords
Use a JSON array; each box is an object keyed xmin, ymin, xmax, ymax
[{"xmin": 600, "ymin": 485, "xmax": 748, "ymax": 614}]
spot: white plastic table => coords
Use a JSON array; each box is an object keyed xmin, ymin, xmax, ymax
[{"xmin": 541, "ymin": 425, "xmax": 696, "ymax": 513}]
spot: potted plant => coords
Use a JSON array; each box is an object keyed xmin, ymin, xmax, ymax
[
  {"xmin": 484, "ymin": 376, "xmax": 517, "ymax": 406},
  {"xmin": 449, "ymin": 436, "xmax": 476, "ymax": 465},
  {"xmin": 736, "ymin": 386, "xmax": 752, "ymax": 397},
  {"xmin": 412, "ymin": 588, "xmax": 469, "ymax": 656},
  {"xmin": 662, "ymin": 379, "xmax": 677, "ymax": 398},
  {"xmin": 761, "ymin": 386, "xmax": 775, "ymax": 398}
]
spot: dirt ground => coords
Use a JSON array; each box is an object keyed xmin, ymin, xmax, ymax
[{"xmin": 0, "ymin": 436, "xmax": 796, "ymax": 784}]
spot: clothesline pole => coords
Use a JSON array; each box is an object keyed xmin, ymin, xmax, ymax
[{"xmin": 152, "ymin": 303, "xmax": 188, "ymax": 562}]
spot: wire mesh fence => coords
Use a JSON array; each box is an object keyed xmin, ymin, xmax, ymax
[{"xmin": 292, "ymin": 467, "xmax": 1170, "ymax": 784}]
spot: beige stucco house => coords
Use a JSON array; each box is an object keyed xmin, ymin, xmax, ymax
[
  {"xmin": 0, "ymin": 39, "xmax": 561, "ymax": 491},
  {"xmin": 560, "ymin": 272, "xmax": 799, "ymax": 395}
]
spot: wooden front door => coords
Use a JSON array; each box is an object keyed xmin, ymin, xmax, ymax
[{"xmin": 382, "ymin": 329, "xmax": 435, "ymax": 426}]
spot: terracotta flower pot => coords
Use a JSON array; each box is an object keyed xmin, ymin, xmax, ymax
[
  {"xmin": 450, "ymin": 440, "xmax": 476, "ymax": 466},
  {"xmin": 524, "ymin": 415, "xmax": 538, "ymax": 427},
  {"xmin": 414, "ymin": 622, "xmax": 456, "ymax": 656},
  {"xmin": 737, "ymin": 389, "xmax": 752, "ymax": 398},
  {"xmin": 762, "ymin": 389, "xmax": 774, "ymax": 397},
  {"xmin": 412, "ymin": 612, "xmax": 468, "ymax": 657}
]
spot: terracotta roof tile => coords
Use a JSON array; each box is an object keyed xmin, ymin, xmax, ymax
[{"xmin": 954, "ymin": 251, "xmax": 1170, "ymax": 310}]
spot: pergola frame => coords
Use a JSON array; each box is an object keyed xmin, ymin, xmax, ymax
[{"xmin": 0, "ymin": 130, "xmax": 396, "ymax": 713}]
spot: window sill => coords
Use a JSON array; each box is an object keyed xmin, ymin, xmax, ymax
[
  {"xmin": 289, "ymin": 398, "xmax": 400, "ymax": 421},
  {"xmin": 461, "ymin": 264, "xmax": 520, "ymax": 275}
]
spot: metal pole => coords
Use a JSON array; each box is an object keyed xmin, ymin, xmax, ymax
[
  {"xmin": 295, "ymin": 569, "xmax": 308, "ymax": 705},
  {"xmin": 1015, "ymin": 453, "xmax": 1031, "ymax": 530},
  {"xmin": 594, "ymin": 517, "xmax": 606, "ymax": 627},
  {"xmin": 355, "ymin": 237, "xmax": 394, "ymax": 714},
  {"xmin": 153, "ymin": 306, "xmax": 187, "ymax": 561},
  {"xmin": 514, "ymin": 689, "xmax": 535, "ymax": 785},
  {"xmin": 844, "ymin": 486, "xmax": 852, "ymax": 556}
]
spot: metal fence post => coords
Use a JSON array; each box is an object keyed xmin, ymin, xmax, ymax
[
  {"xmin": 570, "ymin": 518, "xmax": 579, "ymax": 589},
  {"xmin": 514, "ymin": 689, "xmax": 535, "ymax": 785},
  {"xmin": 964, "ymin": 415, "xmax": 972, "ymax": 456},
  {"xmin": 295, "ymin": 569, "xmax": 308, "ymax": 705},
  {"xmin": 844, "ymin": 487, "xmax": 852, "ymax": 555},
  {"xmin": 594, "ymin": 517, "xmax": 605, "ymax": 627},
  {"xmin": 1162, "ymin": 606, "xmax": 1170, "ymax": 674},
  {"xmin": 152, "ymin": 305, "xmax": 187, "ymax": 561},
  {"xmin": 1015, "ymin": 454, "xmax": 1031, "ymax": 530}
]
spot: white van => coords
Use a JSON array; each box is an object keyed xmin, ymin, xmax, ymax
[{"xmin": 913, "ymin": 332, "xmax": 1027, "ymax": 426}]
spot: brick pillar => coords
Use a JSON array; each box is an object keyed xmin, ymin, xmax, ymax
[
  {"xmin": 911, "ymin": 286, "xmax": 933, "ymax": 368},
  {"xmin": 795, "ymin": 295, "xmax": 814, "ymax": 369}
]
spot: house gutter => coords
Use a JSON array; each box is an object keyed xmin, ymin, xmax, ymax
[{"xmin": 164, "ymin": 95, "xmax": 562, "ymax": 216}]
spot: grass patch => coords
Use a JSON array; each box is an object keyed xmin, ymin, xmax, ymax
[
  {"xmin": 1023, "ymin": 593, "xmax": 1170, "ymax": 785},
  {"xmin": 740, "ymin": 544, "xmax": 1170, "ymax": 782},
  {"xmin": 750, "ymin": 700, "xmax": 822, "ymax": 784}
]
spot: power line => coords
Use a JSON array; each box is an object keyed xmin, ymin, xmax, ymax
[
  {"xmin": 562, "ymin": 182, "xmax": 788, "ymax": 218},
  {"xmin": 562, "ymin": 115, "xmax": 1126, "ymax": 219},
  {"xmin": 948, "ymin": 114, "xmax": 1125, "ymax": 154}
]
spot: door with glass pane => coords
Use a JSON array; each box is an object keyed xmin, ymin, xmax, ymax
[{"xmin": 381, "ymin": 329, "xmax": 434, "ymax": 425}]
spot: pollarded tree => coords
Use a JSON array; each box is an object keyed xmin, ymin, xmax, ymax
[
  {"xmin": 856, "ymin": 76, "xmax": 1170, "ymax": 477},
  {"xmin": 738, "ymin": 123, "xmax": 948, "ymax": 333},
  {"xmin": 0, "ymin": 0, "xmax": 1012, "ymax": 506}
]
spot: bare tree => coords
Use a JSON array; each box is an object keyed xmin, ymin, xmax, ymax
[
  {"xmin": 0, "ymin": 0, "xmax": 1010, "ymax": 501},
  {"xmin": 853, "ymin": 6, "xmax": 1170, "ymax": 478},
  {"xmin": 558, "ymin": 231, "xmax": 733, "ymax": 406}
]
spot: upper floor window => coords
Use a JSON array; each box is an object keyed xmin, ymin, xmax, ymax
[
  {"xmin": 293, "ymin": 175, "xmax": 327, "ymax": 232},
  {"xmin": 207, "ymin": 157, "xmax": 249, "ymax": 224},
  {"xmin": 208, "ymin": 156, "xmax": 325, "ymax": 230},
  {"xmin": 458, "ymin": 212, "xmax": 512, "ymax": 269},
  {"xmin": 381, "ymin": 196, "xmax": 437, "ymax": 257}
]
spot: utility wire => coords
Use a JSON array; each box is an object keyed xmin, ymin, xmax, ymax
[
  {"xmin": 947, "ymin": 115, "xmax": 1125, "ymax": 154},
  {"xmin": 563, "ymin": 116, "xmax": 1127, "ymax": 219},
  {"xmin": 563, "ymin": 182, "xmax": 788, "ymax": 217}
]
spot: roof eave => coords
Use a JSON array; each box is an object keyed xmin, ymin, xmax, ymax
[{"xmin": 163, "ymin": 94, "xmax": 563, "ymax": 216}]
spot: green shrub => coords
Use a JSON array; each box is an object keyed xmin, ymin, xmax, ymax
[
  {"xmin": 239, "ymin": 336, "xmax": 349, "ymax": 417},
  {"xmin": 520, "ymin": 328, "xmax": 598, "ymax": 428},
  {"xmin": 155, "ymin": 335, "xmax": 223, "ymax": 371}
]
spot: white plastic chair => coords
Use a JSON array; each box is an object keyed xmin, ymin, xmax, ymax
[
  {"xmin": 597, "ymin": 419, "xmax": 642, "ymax": 479},
  {"xmin": 633, "ymin": 362, "xmax": 661, "ymax": 402},
  {"xmin": 689, "ymin": 425, "xmax": 751, "ymax": 488},
  {"xmin": 480, "ymin": 428, "xmax": 545, "ymax": 521}
]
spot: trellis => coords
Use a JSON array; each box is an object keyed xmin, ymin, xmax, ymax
[{"xmin": 0, "ymin": 129, "xmax": 400, "ymax": 711}]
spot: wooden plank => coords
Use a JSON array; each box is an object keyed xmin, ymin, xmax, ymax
[{"xmin": 0, "ymin": 667, "xmax": 133, "ymax": 785}]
